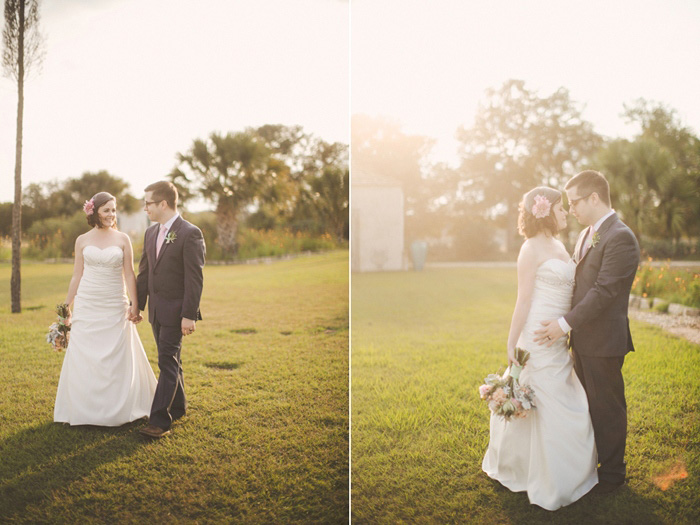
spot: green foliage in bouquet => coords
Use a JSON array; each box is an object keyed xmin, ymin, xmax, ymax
[{"xmin": 46, "ymin": 303, "xmax": 70, "ymax": 351}]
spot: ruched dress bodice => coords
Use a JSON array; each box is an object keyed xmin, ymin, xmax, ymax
[{"xmin": 77, "ymin": 245, "xmax": 129, "ymax": 304}]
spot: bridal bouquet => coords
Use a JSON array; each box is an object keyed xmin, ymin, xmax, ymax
[
  {"xmin": 46, "ymin": 303, "xmax": 71, "ymax": 352},
  {"xmin": 479, "ymin": 347, "xmax": 536, "ymax": 421}
]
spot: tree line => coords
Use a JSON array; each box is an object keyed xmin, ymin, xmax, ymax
[
  {"xmin": 352, "ymin": 79, "xmax": 700, "ymax": 261},
  {"xmin": 0, "ymin": 124, "xmax": 349, "ymax": 259}
]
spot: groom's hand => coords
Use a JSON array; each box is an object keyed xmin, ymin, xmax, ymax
[
  {"xmin": 534, "ymin": 320, "xmax": 565, "ymax": 347},
  {"xmin": 182, "ymin": 318, "xmax": 196, "ymax": 336}
]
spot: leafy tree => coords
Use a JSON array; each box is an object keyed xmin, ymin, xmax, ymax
[
  {"xmin": 22, "ymin": 171, "xmax": 140, "ymax": 219},
  {"xmin": 306, "ymin": 165, "xmax": 349, "ymax": 242},
  {"xmin": 598, "ymin": 102, "xmax": 700, "ymax": 252},
  {"xmin": 598, "ymin": 138, "xmax": 672, "ymax": 241},
  {"xmin": 623, "ymin": 100, "xmax": 700, "ymax": 239},
  {"xmin": 252, "ymin": 125, "xmax": 349, "ymax": 237},
  {"xmin": 170, "ymin": 130, "xmax": 291, "ymax": 257},
  {"xmin": 456, "ymin": 80, "xmax": 601, "ymax": 252},
  {"xmin": 351, "ymin": 114, "xmax": 436, "ymax": 243},
  {"xmin": 3, "ymin": 0, "xmax": 45, "ymax": 312}
]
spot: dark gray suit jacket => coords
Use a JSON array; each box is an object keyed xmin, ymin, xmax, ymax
[
  {"xmin": 565, "ymin": 213, "xmax": 640, "ymax": 357},
  {"xmin": 137, "ymin": 216, "xmax": 205, "ymax": 327}
]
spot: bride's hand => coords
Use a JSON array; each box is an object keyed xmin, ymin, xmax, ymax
[
  {"xmin": 507, "ymin": 347, "xmax": 520, "ymax": 367},
  {"xmin": 128, "ymin": 305, "xmax": 141, "ymax": 323},
  {"xmin": 64, "ymin": 311, "xmax": 72, "ymax": 328}
]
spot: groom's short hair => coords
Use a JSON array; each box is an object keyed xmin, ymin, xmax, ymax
[
  {"xmin": 565, "ymin": 170, "xmax": 611, "ymax": 207},
  {"xmin": 145, "ymin": 181, "xmax": 178, "ymax": 210}
]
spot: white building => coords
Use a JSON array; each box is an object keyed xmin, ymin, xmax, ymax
[
  {"xmin": 351, "ymin": 167, "xmax": 404, "ymax": 272},
  {"xmin": 118, "ymin": 211, "xmax": 150, "ymax": 240}
]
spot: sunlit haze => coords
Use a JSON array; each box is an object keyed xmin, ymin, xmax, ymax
[
  {"xmin": 352, "ymin": 0, "xmax": 700, "ymax": 166},
  {"xmin": 0, "ymin": 0, "xmax": 349, "ymax": 205}
]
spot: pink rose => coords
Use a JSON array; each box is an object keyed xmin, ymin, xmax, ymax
[
  {"xmin": 491, "ymin": 388, "xmax": 507, "ymax": 403},
  {"xmin": 479, "ymin": 384, "xmax": 491, "ymax": 399},
  {"xmin": 531, "ymin": 194, "xmax": 551, "ymax": 219},
  {"xmin": 83, "ymin": 199, "xmax": 95, "ymax": 216}
]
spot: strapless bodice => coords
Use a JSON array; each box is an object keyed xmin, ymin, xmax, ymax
[
  {"xmin": 83, "ymin": 245, "xmax": 124, "ymax": 269},
  {"xmin": 77, "ymin": 245, "xmax": 127, "ymax": 303}
]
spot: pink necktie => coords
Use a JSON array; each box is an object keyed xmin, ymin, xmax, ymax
[
  {"xmin": 156, "ymin": 224, "xmax": 167, "ymax": 257},
  {"xmin": 580, "ymin": 227, "xmax": 594, "ymax": 260}
]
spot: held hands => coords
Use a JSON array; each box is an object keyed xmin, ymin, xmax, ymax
[
  {"xmin": 128, "ymin": 305, "xmax": 143, "ymax": 324},
  {"xmin": 182, "ymin": 318, "xmax": 196, "ymax": 337},
  {"xmin": 533, "ymin": 320, "xmax": 565, "ymax": 347}
]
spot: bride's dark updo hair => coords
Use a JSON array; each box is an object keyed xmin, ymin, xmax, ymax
[
  {"xmin": 86, "ymin": 192, "xmax": 117, "ymax": 229},
  {"xmin": 517, "ymin": 186, "xmax": 562, "ymax": 239}
]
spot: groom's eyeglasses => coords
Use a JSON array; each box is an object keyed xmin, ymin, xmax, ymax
[
  {"xmin": 568, "ymin": 192, "xmax": 593, "ymax": 208},
  {"xmin": 144, "ymin": 200, "xmax": 163, "ymax": 207}
]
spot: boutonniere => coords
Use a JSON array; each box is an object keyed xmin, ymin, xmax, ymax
[
  {"xmin": 589, "ymin": 231, "xmax": 600, "ymax": 248},
  {"xmin": 165, "ymin": 231, "xmax": 177, "ymax": 244}
]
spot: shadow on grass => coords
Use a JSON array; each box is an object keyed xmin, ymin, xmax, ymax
[
  {"xmin": 0, "ymin": 420, "xmax": 148, "ymax": 519},
  {"xmin": 488, "ymin": 477, "xmax": 665, "ymax": 524},
  {"xmin": 204, "ymin": 361, "xmax": 242, "ymax": 370}
]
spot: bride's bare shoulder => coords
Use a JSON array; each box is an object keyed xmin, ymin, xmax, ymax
[
  {"xmin": 517, "ymin": 240, "xmax": 540, "ymax": 266},
  {"xmin": 74, "ymin": 231, "xmax": 91, "ymax": 246}
]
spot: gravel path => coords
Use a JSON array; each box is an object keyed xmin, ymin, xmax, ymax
[{"xmin": 629, "ymin": 309, "xmax": 700, "ymax": 345}]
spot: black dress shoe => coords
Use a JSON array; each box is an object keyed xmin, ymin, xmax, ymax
[{"xmin": 592, "ymin": 480, "xmax": 625, "ymax": 494}]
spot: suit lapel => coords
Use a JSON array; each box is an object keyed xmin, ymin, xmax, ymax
[
  {"xmin": 154, "ymin": 216, "xmax": 183, "ymax": 269},
  {"xmin": 576, "ymin": 213, "xmax": 618, "ymax": 266},
  {"xmin": 147, "ymin": 224, "xmax": 159, "ymax": 266}
]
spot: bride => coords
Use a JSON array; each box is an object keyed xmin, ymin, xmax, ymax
[
  {"xmin": 54, "ymin": 192, "xmax": 157, "ymax": 426},
  {"xmin": 482, "ymin": 186, "xmax": 597, "ymax": 510}
]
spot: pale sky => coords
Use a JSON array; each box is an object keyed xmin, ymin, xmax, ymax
[
  {"xmin": 0, "ymin": 0, "xmax": 349, "ymax": 205},
  {"xmin": 352, "ymin": 0, "xmax": 700, "ymax": 165}
]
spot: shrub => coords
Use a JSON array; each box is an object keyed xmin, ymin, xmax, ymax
[{"xmin": 632, "ymin": 258, "xmax": 700, "ymax": 308}]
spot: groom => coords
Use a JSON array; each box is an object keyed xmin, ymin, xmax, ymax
[
  {"xmin": 535, "ymin": 170, "xmax": 640, "ymax": 494},
  {"xmin": 136, "ymin": 180, "xmax": 205, "ymax": 438}
]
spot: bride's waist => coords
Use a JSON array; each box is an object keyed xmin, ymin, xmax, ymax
[
  {"xmin": 523, "ymin": 305, "xmax": 570, "ymax": 330},
  {"xmin": 77, "ymin": 271, "xmax": 126, "ymax": 297}
]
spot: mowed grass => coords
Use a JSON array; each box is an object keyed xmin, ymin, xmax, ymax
[
  {"xmin": 351, "ymin": 267, "xmax": 699, "ymax": 524},
  {"xmin": 0, "ymin": 251, "xmax": 348, "ymax": 523}
]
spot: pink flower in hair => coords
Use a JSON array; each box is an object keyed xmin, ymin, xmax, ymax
[
  {"xmin": 83, "ymin": 198, "xmax": 95, "ymax": 216},
  {"xmin": 531, "ymin": 194, "xmax": 551, "ymax": 219}
]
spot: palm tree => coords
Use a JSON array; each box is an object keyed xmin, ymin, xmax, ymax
[{"xmin": 170, "ymin": 131, "xmax": 291, "ymax": 257}]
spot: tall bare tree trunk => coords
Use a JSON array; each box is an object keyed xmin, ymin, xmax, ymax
[
  {"xmin": 10, "ymin": 0, "xmax": 25, "ymax": 314},
  {"xmin": 215, "ymin": 201, "xmax": 239, "ymax": 258}
]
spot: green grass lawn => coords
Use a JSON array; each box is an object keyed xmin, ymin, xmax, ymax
[
  {"xmin": 0, "ymin": 251, "xmax": 349, "ymax": 523},
  {"xmin": 351, "ymin": 267, "xmax": 699, "ymax": 524}
]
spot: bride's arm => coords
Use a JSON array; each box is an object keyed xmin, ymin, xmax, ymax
[
  {"xmin": 506, "ymin": 242, "xmax": 538, "ymax": 366},
  {"xmin": 64, "ymin": 237, "xmax": 86, "ymax": 325},
  {"xmin": 122, "ymin": 234, "xmax": 140, "ymax": 320}
]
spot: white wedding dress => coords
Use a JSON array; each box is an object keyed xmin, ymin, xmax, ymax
[
  {"xmin": 54, "ymin": 245, "xmax": 157, "ymax": 426},
  {"xmin": 482, "ymin": 258, "xmax": 598, "ymax": 510}
]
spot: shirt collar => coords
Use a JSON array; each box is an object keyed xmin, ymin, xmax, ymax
[
  {"xmin": 161, "ymin": 213, "xmax": 180, "ymax": 232},
  {"xmin": 592, "ymin": 209, "xmax": 615, "ymax": 232}
]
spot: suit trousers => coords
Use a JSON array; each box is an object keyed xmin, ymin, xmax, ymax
[
  {"xmin": 572, "ymin": 351, "xmax": 627, "ymax": 484},
  {"xmin": 149, "ymin": 319, "xmax": 187, "ymax": 430}
]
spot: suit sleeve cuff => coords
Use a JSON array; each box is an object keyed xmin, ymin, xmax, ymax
[{"xmin": 558, "ymin": 317, "xmax": 572, "ymax": 334}]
